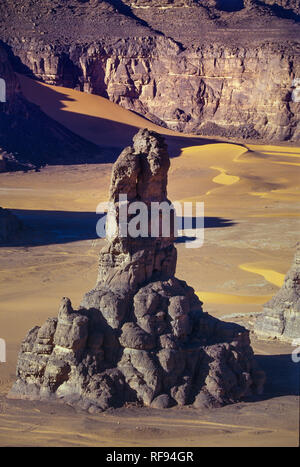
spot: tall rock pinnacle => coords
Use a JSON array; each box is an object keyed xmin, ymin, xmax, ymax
[{"xmin": 9, "ymin": 129, "xmax": 265, "ymax": 412}]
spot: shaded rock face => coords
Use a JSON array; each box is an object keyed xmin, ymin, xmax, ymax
[
  {"xmin": 9, "ymin": 129, "xmax": 265, "ymax": 412},
  {"xmin": 254, "ymin": 244, "xmax": 300, "ymax": 342},
  {"xmin": 0, "ymin": 207, "xmax": 22, "ymax": 243},
  {"xmin": 0, "ymin": 44, "xmax": 106, "ymax": 172},
  {"xmin": 261, "ymin": 0, "xmax": 300, "ymax": 14}
]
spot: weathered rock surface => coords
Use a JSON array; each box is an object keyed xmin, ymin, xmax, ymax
[
  {"xmin": 1, "ymin": 0, "xmax": 299, "ymax": 141},
  {"xmin": 0, "ymin": 43, "xmax": 108, "ymax": 171},
  {"xmin": 0, "ymin": 207, "xmax": 22, "ymax": 243},
  {"xmin": 9, "ymin": 129, "xmax": 265, "ymax": 411},
  {"xmin": 254, "ymin": 244, "xmax": 300, "ymax": 342}
]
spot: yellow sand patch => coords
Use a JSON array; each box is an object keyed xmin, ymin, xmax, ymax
[
  {"xmin": 180, "ymin": 143, "xmax": 247, "ymax": 160},
  {"xmin": 247, "ymin": 144, "xmax": 300, "ymax": 156},
  {"xmin": 239, "ymin": 263, "xmax": 285, "ymax": 288},
  {"xmin": 210, "ymin": 166, "xmax": 240, "ymax": 186},
  {"xmin": 263, "ymin": 152, "xmax": 300, "ymax": 158},
  {"xmin": 249, "ymin": 189, "xmax": 300, "ymax": 201},
  {"xmin": 195, "ymin": 291, "xmax": 272, "ymax": 305}
]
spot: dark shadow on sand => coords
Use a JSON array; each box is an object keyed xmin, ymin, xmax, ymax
[
  {"xmin": 245, "ymin": 353, "xmax": 299, "ymax": 402},
  {"xmin": 0, "ymin": 209, "xmax": 236, "ymax": 247}
]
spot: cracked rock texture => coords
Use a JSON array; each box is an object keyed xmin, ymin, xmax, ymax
[
  {"xmin": 254, "ymin": 244, "xmax": 300, "ymax": 342},
  {"xmin": 9, "ymin": 129, "xmax": 265, "ymax": 412},
  {"xmin": 1, "ymin": 0, "xmax": 299, "ymax": 141}
]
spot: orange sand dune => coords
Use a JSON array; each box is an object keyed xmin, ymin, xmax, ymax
[
  {"xmin": 18, "ymin": 74, "xmax": 171, "ymax": 146},
  {"xmin": 18, "ymin": 75, "xmax": 218, "ymax": 152}
]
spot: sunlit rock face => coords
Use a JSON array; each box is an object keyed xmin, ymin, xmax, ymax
[
  {"xmin": 7, "ymin": 38, "xmax": 300, "ymax": 141},
  {"xmin": 86, "ymin": 41, "xmax": 299, "ymax": 141},
  {"xmin": 1, "ymin": 0, "xmax": 299, "ymax": 141},
  {"xmin": 9, "ymin": 129, "xmax": 265, "ymax": 412},
  {"xmin": 254, "ymin": 244, "xmax": 300, "ymax": 342}
]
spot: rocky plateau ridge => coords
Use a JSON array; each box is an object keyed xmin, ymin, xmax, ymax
[{"xmin": 0, "ymin": 0, "xmax": 300, "ymax": 142}]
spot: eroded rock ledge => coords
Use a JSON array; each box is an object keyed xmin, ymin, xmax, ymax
[
  {"xmin": 9, "ymin": 129, "xmax": 265, "ymax": 412},
  {"xmin": 254, "ymin": 244, "xmax": 300, "ymax": 342}
]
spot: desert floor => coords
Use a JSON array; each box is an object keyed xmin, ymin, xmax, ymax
[{"xmin": 0, "ymin": 78, "xmax": 299, "ymax": 447}]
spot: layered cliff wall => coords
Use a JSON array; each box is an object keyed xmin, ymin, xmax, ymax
[
  {"xmin": 0, "ymin": 43, "xmax": 105, "ymax": 171},
  {"xmin": 7, "ymin": 37, "xmax": 300, "ymax": 141},
  {"xmin": 1, "ymin": 0, "xmax": 300, "ymax": 141}
]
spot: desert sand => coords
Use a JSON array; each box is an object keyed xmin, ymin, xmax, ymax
[{"xmin": 0, "ymin": 78, "xmax": 299, "ymax": 447}]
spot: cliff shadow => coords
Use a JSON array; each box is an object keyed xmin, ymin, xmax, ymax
[
  {"xmin": 255, "ymin": 1, "xmax": 300, "ymax": 22},
  {"xmin": 245, "ymin": 353, "xmax": 299, "ymax": 402},
  {"xmin": 16, "ymin": 74, "xmax": 233, "ymax": 162},
  {"xmin": 0, "ymin": 40, "xmax": 36, "ymax": 78},
  {"xmin": 108, "ymin": 0, "xmax": 160, "ymax": 32},
  {"xmin": 0, "ymin": 209, "xmax": 236, "ymax": 247},
  {"xmin": 175, "ymin": 216, "xmax": 236, "ymax": 244},
  {"xmin": 217, "ymin": 0, "xmax": 244, "ymax": 12}
]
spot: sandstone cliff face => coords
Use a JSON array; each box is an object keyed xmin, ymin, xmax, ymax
[
  {"xmin": 254, "ymin": 244, "xmax": 300, "ymax": 342},
  {"xmin": 121, "ymin": 0, "xmax": 300, "ymax": 15},
  {"xmin": 0, "ymin": 44, "xmax": 21, "ymax": 104},
  {"xmin": 1, "ymin": 0, "xmax": 299, "ymax": 142},
  {"xmin": 9, "ymin": 130, "xmax": 265, "ymax": 412},
  {"xmin": 0, "ymin": 43, "xmax": 106, "ymax": 171},
  {"xmin": 7, "ymin": 37, "xmax": 300, "ymax": 141}
]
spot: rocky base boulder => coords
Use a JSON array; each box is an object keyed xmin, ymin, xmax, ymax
[
  {"xmin": 254, "ymin": 244, "xmax": 300, "ymax": 342},
  {"xmin": 9, "ymin": 129, "xmax": 265, "ymax": 412},
  {"xmin": 9, "ymin": 292, "xmax": 264, "ymax": 413}
]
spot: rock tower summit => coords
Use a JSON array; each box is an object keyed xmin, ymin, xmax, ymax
[{"xmin": 9, "ymin": 129, "xmax": 265, "ymax": 412}]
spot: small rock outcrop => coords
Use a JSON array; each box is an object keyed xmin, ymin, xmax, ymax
[
  {"xmin": 254, "ymin": 244, "xmax": 300, "ymax": 342},
  {"xmin": 0, "ymin": 207, "xmax": 22, "ymax": 243},
  {"xmin": 9, "ymin": 129, "xmax": 265, "ymax": 412}
]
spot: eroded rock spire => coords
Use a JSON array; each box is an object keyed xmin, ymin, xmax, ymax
[{"xmin": 9, "ymin": 129, "xmax": 265, "ymax": 412}]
